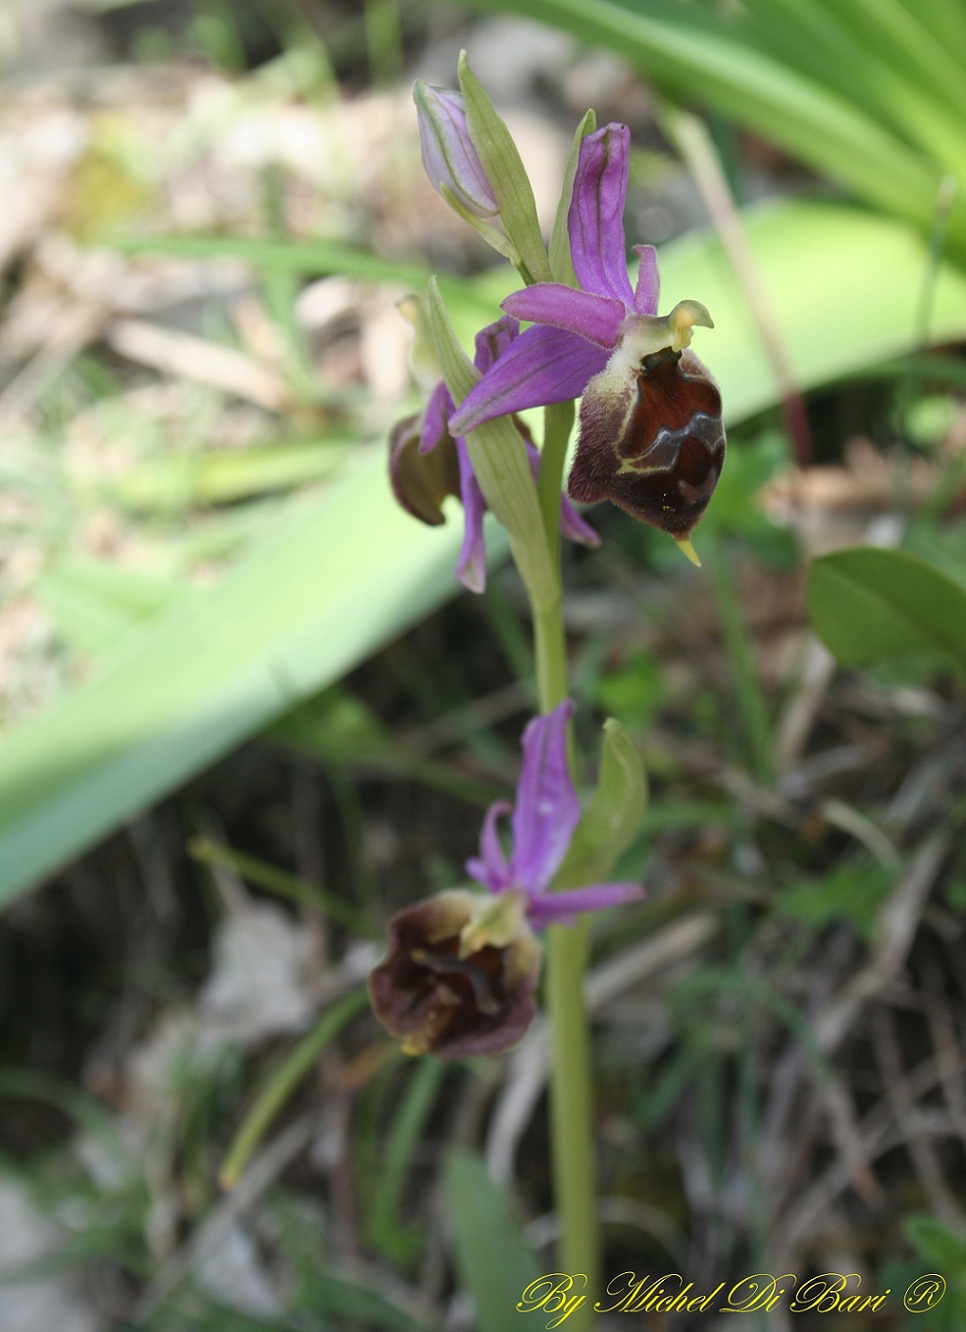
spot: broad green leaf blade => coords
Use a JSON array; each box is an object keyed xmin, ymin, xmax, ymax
[
  {"xmin": 35, "ymin": 561, "xmax": 185, "ymax": 654},
  {"xmin": 806, "ymin": 546, "xmax": 966, "ymax": 673},
  {"xmin": 105, "ymin": 439, "xmax": 350, "ymax": 511},
  {"xmin": 443, "ymin": 1148, "xmax": 543, "ymax": 1332},
  {"xmin": 0, "ymin": 447, "xmax": 468, "ymax": 903}
]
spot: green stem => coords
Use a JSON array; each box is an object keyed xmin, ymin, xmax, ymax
[
  {"xmin": 537, "ymin": 401, "xmax": 575, "ymax": 547},
  {"xmin": 547, "ymin": 916, "xmax": 597, "ymax": 1313},
  {"xmin": 534, "ymin": 594, "xmax": 569, "ymax": 715},
  {"xmin": 533, "ymin": 404, "xmax": 599, "ymax": 1328}
]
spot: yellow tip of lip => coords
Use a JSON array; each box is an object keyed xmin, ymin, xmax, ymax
[{"xmin": 674, "ymin": 536, "xmax": 702, "ymax": 568}]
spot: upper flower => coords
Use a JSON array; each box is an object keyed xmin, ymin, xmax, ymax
[
  {"xmin": 368, "ymin": 700, "xmax": 643, "ymax": 1058},
  {"xmin": 390, "ymin": 314, "xmax": 599, "ymax": 593},
  {"xmin": 449, "ymin": 124, "xmax": 726, "ymax": 557}
]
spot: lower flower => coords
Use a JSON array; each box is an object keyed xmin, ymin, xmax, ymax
[{"xmin": 368, "ymin": 888, "xmax": 542, "ymax": 1059}]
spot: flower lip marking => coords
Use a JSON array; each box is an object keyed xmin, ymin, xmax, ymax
[{"xmin": 569, "ymin": 343, "xmax": 725, "ymax": 540}]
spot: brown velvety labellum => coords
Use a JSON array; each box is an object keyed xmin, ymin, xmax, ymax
[
  {"xmin": 368, "ymin": 893, "xmax": 538, "ymax": 1059},
  {"xmin": 569, "ymin": 346, "xmax": 726, "ymax": 538}
]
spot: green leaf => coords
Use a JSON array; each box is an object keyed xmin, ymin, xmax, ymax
[
  {"xmin": 443, "ymin": 1148, "xmax": 543, "ymax": 1332},
  {"xmin": 561, "ymin": 718, "xmax": 647, "ymax": 887},
  {"xmin": 774, "ymin": 862, "xmax": 892, "ymax": 943},
  {"xmin": 806, "ymin": 546, "xmax": 966, "ymax": 674},
  {"xmin": 904, "ymin": 1214, "xmax": 966, "ymax": 1271},
  {"xmin": 366, "ymin": 1059, "xmax": 446, "ymax": 1265},
  {"xmin": 35, "ymin": 561, "xmax": 185, "ymax": 654},
  {"xmin": 0, "ymin": 447, "xmax": 467, "ymax": 904},
  {"xmin": 296, "ymin": 1274, "xmax": 435, "ymax": 1332},
  {"xmin": 105, "ymin": 439, "xmax": 350, "ymax": 511},
  {"xmin": 269, "ymin": 687, "xmax": 498, "ymax": 804}
]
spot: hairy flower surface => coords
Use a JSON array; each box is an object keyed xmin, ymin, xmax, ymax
[
  {"xmin": 450, "ymin": 124, "xmax": 725, "ymax": 550},
  {"xmin": 390, "ymin": 316, "xmax": 598, "ymax": 593},
  {"xmin": 369, "ymin": 702, "xmax": 643, "ymax": 1059}
]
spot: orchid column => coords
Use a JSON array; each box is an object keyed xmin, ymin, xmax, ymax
[{"xmin": 374, "ymin": 53, "xmax": 725, "ymax": 1321}]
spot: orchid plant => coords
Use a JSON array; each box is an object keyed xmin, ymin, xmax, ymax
[{"xmin": 370, "ymin": 53, "xmax": 725, "ymax": 1321}]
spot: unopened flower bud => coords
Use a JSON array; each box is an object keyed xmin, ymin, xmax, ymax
[{"xmin": 413, "ymin": 82, "xmax": 498, "ymax": 219}]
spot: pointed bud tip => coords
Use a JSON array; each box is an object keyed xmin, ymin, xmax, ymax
[{"xmin": 675, "ymin": 535, "xmax": 702, "ymax": 567}]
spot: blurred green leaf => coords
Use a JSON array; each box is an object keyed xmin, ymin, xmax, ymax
[
  {"xmin": 464, "ymin": 0, "xmax": 966, "ymax": 266},
  {"xmin": 904, "ymin": 1214, "xmax": 966, "ymax": 1271},
  {"xmin": 0, "ymin": 448, "xmax": 466, "ymax": 904},
  {"xmin": 269, "ymin": 686, "xmax": 499, "ymax": 804},
  {"xmin": 366, "ymin": 1058, "xmax": 446, "ymax": 1266},
  {"xmin": 106, "ymin": 439, "xmax": 351, "ymax": 512},
  {"xmin": 293, "ymin": 1274, "xmax": 434, "ymax": 1332},
  {"xmin": 36, "ymin": 561, "xmax": 185, "ymax": 654},
  {"xmin": 806, "ymin": 546, "xmax": 966, "ymax": 674},
  {"xmin": 443, "ymin": 1148, "xmax": 543, "ymax": 1332}
]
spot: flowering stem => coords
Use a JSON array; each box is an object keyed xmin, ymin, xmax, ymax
[
  {"xmin": 532, "ymin": 398, "xmax": 599, "ymax": 1326},
  {"xmin": 537, "ymin": 400, "xmax": 575, "ymax": 548},
  {"xmin": 533, "ymin": 595, "xmax": 569, "ymax": 716},
  {"xmin": 546, "ymin": 917, "xmax": 597, "ymax": 1315}
]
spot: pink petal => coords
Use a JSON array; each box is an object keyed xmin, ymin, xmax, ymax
[
  {"xmin": 466, "ymin": 800, "xmax": 513, "ymax": 892},
  {"xmin": 527, "ymin": 880, "xmax": 644, "ymax": 929},
  {"xmin": 473, "ymin": 315, "xmax": 520, "ymax": 373},
  {"xmin": 632, "ymin": 244, "xmax": 660, "ymax": 315},
  {"xmin": 419, "ymin": 380, "xmax": 453, "ymax": 454},
  {"xmin": 568, "ymin": 124, "xmax": 634, "ymax": 308},
  {"xmin": 450, "ymin": 326, "xmax": 608, "ymax": 435},
  {"xmin": 502, "ymin": 284, "xmax": 624, "ymax": 350},
  {"xmin": 510, "ymin": 700, "xmax": 580, "ymax": 895},
  {"xmin": 559, "ymin": 495, "xmax": 600, "ymax": 547},
  {"xmin": 453, "ymin": 437, "xmax": 488, "ymax": 593}
]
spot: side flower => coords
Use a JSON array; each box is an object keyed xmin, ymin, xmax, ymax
[
  {"xmin": 390, "ymin": 313, "xmax": 599, "ymax": 594},
  {"xmin": 368, "ymin": 701, "xmax": 643, "ymax": 1059},
  {"xmin": 450, "ymin": 123, "xmax": 726, "ymax": 561}
]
